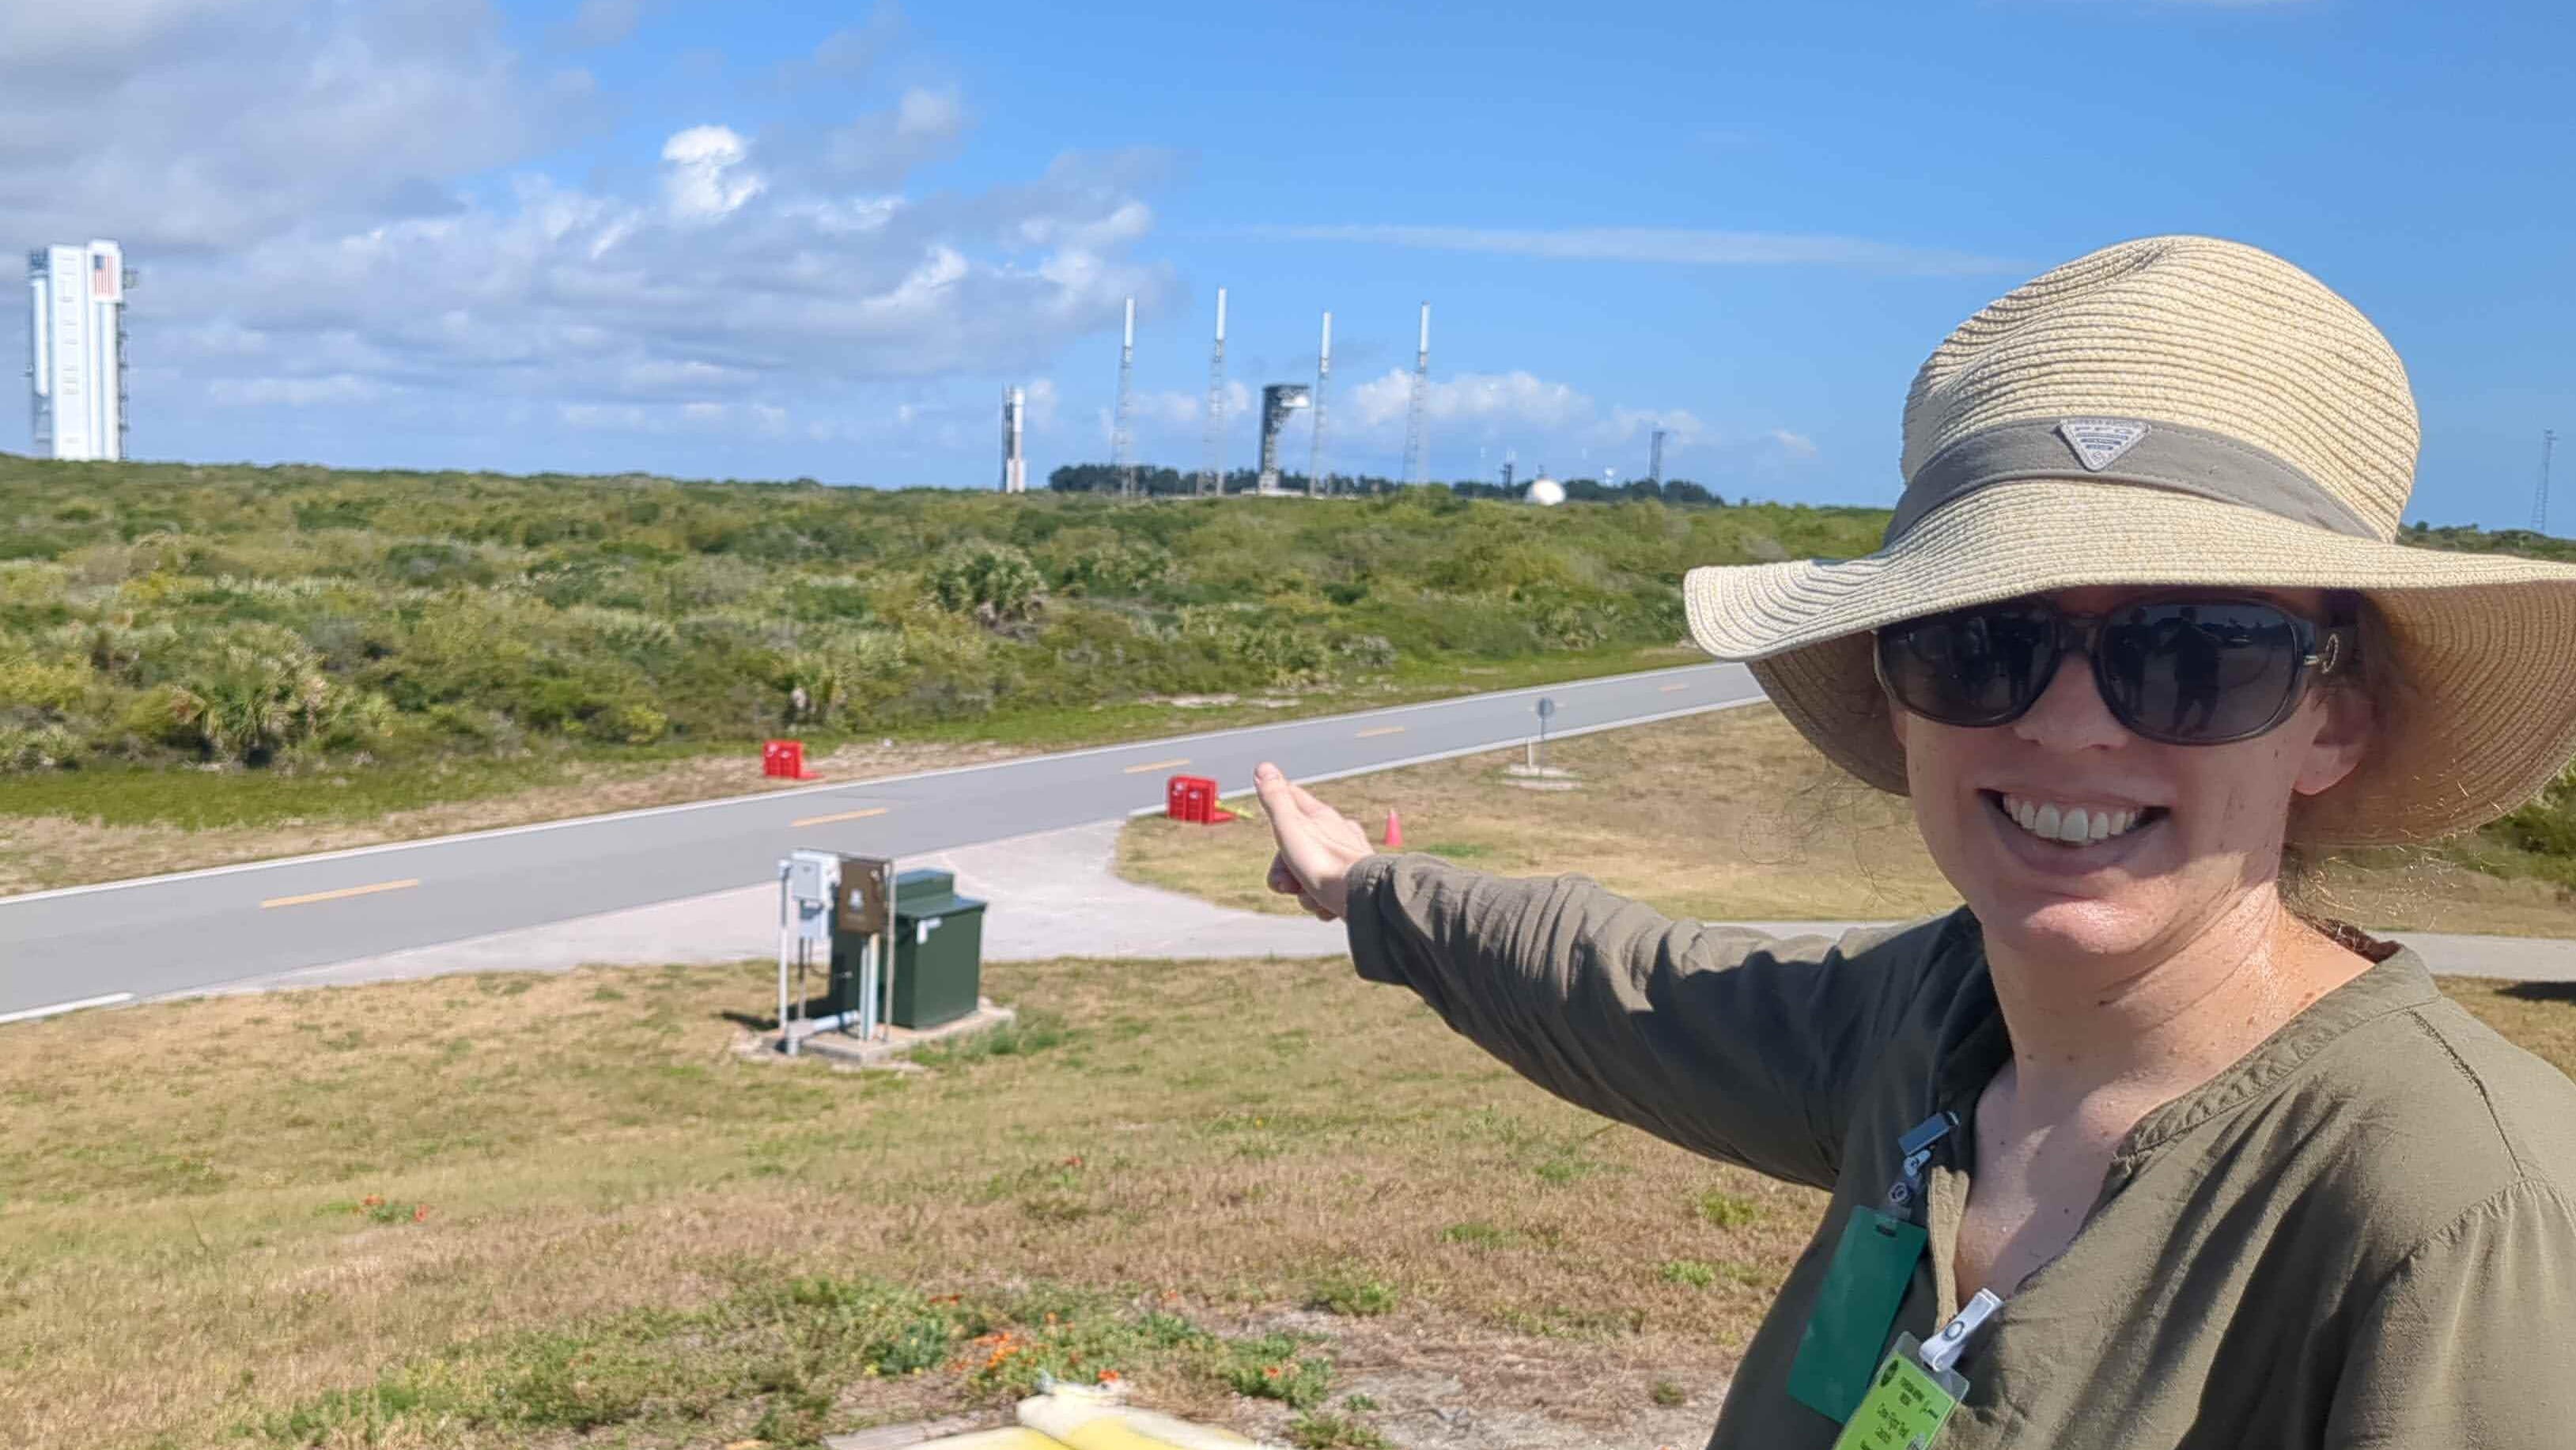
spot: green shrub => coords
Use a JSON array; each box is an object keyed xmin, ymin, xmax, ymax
[
  {"xmin": 1286, "ymin": 1410, "xmax": 1390, "ymax": 1448},
  {"xmin": 1305, "ymin": 1270, "xmax": 1399, "ymax": 1317},
  {"xmin": 2494, "ymin": 760, "xmax": 2576, "ymax": 858},
  {"xmin": 0, "ymin": 655, "xmax": 90, "ymax": 713},
  {"xmin": 1696, "ymin": 1189, "xmax": 1762, "ymax": 1230},
  {"xmin": 1218, "ymin": 1333, "xmax": 1335, "ymax": 1409},
  {"xmin": 119, "ymin": 683, "xmax": 207, "ymax": 747},
  {"xmin": 929, "ymin": 539, "xmax": 1048, "ymax": 626},
  {"xmin": 1659, "ymin": 1259, "xmax": 1718, "ymax": 1289}
]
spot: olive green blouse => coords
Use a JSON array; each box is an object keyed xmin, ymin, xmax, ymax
[{"xmin": 1343, "ymin": 853, "xmax": 2576, "ymax": 1449}]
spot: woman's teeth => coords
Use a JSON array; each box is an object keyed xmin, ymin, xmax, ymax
[{"xmin": 1999, "ymin": 793, "xmax": 2149, "ymax": 846}]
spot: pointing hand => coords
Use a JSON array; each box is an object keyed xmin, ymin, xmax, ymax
[{"xmin": 1252, "ymin": 762, "xmax": 1378, "ymax": 922}]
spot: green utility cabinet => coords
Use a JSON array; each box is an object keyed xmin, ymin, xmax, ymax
[{"xmin": 889, "ymin": 869, "xmax": 986, "ymax": 1029}]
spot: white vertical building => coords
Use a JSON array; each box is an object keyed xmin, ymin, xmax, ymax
[
  {"xmin": 999, "ymin": 384, "xmax": 1027, "ymax": 493},
  {"xmin": 27, "ymin": 240, "xmax": 129, "ymax": 461}
]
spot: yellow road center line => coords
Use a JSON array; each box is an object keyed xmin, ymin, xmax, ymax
[
  {"xmin": 790, "ymin": 806, "xmax": 890, "ymax": 828},
  {"xmin": 1659, "ymin": 683, "xmax": 1691, "ymax": 693},
  {"xmin": 261, "ymin": 878, "xmax": 420, "ymax": 911},
  {"xmin": 1124, "ymin": 757, "xmax": 1192, "ymax": 774},
  {"xmin": 1356, "ymin": 725, "xmax": 1406, "ymax": 738}
]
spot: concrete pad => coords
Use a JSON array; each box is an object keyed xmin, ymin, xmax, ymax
[
  {"xmin": 766, "ymin": 1001, "xmax": 1017, "ymax": 1069},
  {"xmin": 909, "ymin": 821, "xmax": 1348, "ymax": 963}
]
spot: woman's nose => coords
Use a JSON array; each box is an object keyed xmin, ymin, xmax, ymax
[{"xmin": 2011, "ymin": 649, "xmax": 2132, "ymax": 751}]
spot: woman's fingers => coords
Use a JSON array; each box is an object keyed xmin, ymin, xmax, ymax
[
  {"xmin": 1254, "ymin": 765, "xmax": 1327, "ymax": 869},
  {"xmin": 1253, "ymin": 761, "xmax": 1369, "ymax": 919},
  {"xmin": 1287, "ymin": 778, "xmax": 1340, "ymax": 821}
]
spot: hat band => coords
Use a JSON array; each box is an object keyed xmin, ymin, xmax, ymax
[{"xmin": 1886, "ymin": 417, "xmax": 2381, "ymax": 545}]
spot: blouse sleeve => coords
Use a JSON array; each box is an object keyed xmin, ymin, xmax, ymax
[
  {"xmin": 1341, "ymin": 852, "xmax": 1941, "ymax": 1190},
  {"xmin": 2326, "ymin": 1178, "xmax": 2576, "ymax": 1448}
]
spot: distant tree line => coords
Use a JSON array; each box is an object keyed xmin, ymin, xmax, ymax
[
  {"xmin": 1048, "ymin": 462, "xmax": 1723, "ymax": 507},
  {"xmin": 1045, "ymin": 464, "xmax": 1416, "ymax": 498}
]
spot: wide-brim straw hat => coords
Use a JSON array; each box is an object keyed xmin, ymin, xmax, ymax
[{"xmin": 1682, "ymin": 234, "xmax": 2576, "ymax": 847}]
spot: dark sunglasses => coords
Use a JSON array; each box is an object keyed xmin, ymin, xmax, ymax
[{"xmin": 1873, "ymin": 594, "xmax": 2356, "ymax": 746}]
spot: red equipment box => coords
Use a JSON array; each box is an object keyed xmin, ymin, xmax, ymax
[
  {"xmin": 762, "ymin": 739, "xmax": 818, "ymax": 780},
  {"xmin": 1165, "ymin": 774, "xmax": 1236, "ymax": 825}
]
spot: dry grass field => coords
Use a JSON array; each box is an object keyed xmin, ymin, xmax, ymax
[
  {"xmin": 6, "ymin": 952, "xmax": 2572, "ymax": 1450},
  {"xmin": 0, "ymin": 955, "xmax": 1811, "ymax": 1450},
  {"xmin": 1119, "ymin": 702, "xmax": 2576, "ymax": 939}
]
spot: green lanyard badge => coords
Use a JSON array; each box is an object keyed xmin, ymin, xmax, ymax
[
  {"xmin": 1785, "ymin": 1114, "xmax": 1955, "ymax": 1422},
  {"xmin": 1830, "ymin": 1290, "xmax": 2002, "ymax": 1450}
]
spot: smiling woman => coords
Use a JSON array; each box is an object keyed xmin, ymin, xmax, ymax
[{"xmin": 1254, "ymin": 237, "xmax": 2576, "ymax": 1450}]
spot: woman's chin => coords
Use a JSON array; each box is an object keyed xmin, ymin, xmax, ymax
[{"xmin": 1980, "ymin": 895, "xmax": 2169, "ymax": 962}]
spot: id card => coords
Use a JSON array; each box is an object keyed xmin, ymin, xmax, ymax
[
  {"xmin": 1785, "ymin": 1205, "xmax": 1926, "ymax": 1422},
  {"xmin": 1829, "ymin": 1333, "xmax": 1965, "ymax": 1450}
]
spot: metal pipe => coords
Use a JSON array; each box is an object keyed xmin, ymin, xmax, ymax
[{"xmin": 776, "ymin": 860, "xmax": 796, "ymax": 1056}]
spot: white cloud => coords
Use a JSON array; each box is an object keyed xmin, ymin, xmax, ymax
[
  {"xmin": 1238, "ymin": 224, "xmax": 2015, "ymax": 276},
  {"xmin": 661, "ymin": 125, "xmax": 766, "ymax": 221},
  {"xmin": 0, "ymin": 0, "xmax": 590, "ymax": 254},
  {"xmin": 1345, "ymin": 369, "xmax": 1592, "ymax": 433},
  {"xmin": 146, "ymin": 142, "xmax": 1170, "ymax": 420},
  {"xmin": 1118, "ymin": 381, "xmax": 1252, "ymax": 441},
  {"xmin": 1607, "ymin": 407, "xmax": 1709, "ymax": 450}
]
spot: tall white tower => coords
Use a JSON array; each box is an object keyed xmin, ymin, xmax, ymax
[
  {"xmin": 1113, "ymin": 297, "xmax": 1137, "ymax": 498},
  {"xmin": 1307, "ymin": 310, "xmax": 1331, "ymax": 498},
  {"xmin": 1000, "ymin": 385, "xmax": 1027, "ymax": 494},
  {"xmin": 1198, "ymin": 287, "xmax": 1227, "ymax": 497},
  {"xmin": 1401, "ymin": 302, "xmax": 1431, "ymax": 486},
  {"xmin": 28, "ymin": 240, "xmax": 130, "ymax": 461}
]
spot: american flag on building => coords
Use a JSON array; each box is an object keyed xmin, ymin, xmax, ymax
[{"xmin": 92, "ymin": 251, "xmax": 115, "ymax": 299}]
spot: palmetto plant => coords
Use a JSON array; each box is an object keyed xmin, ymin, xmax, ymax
[{"xmin": 188, "ymin": 633, "xmax": 386, "ymax": 764}]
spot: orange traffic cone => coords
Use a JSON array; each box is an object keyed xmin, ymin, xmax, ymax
[{"xmin": 1383, "ymin": 808, "xmax": 1404, "ymax": 850}]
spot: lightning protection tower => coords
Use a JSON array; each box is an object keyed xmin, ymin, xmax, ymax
[
  {"xmin": 1649, "ymin": 428, "xmax": 1667, "ymax": 486},
  {"xmin": 1401, "ymin": 302, "xmax": 1431, "ymax": 486},
  {"xmin": 1307, "ymin": 311, "xmax": 1332, "ymax": 498},
  {"xmin": 2538, "ymin": 430, "xmax": 2558, "ymax": 536},
  {"xmin": 1113, "ymin": 297, "xmax": 1137, "ymax": 498},
  {"xmin": 1198, "ymin": 287, "xmax": 1228, "ymax": 497}
]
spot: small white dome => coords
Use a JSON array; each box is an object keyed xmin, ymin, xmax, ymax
[{"xmin": 1525, "ymin": 476, "xmax": 1566, "ymax": 506}]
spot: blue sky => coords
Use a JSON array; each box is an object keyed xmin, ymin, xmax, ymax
[{"xmin": 8, "ymin": 0, "xmax": 2571, "ymax": 527}]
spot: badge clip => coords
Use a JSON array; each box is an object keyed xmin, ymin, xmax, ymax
[
  {"xmin": 1920, "ymin": 1289, "xmax": 2001, "ymax": 1378},
  {"xmin": 1885, "ymin": 1112, "xmax": 1957, "ymax": 1213}
]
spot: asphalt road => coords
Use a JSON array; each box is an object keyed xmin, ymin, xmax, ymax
[{"xmin": 0, "ymin": 661, "xmax": 1763, "ymax": 1020}]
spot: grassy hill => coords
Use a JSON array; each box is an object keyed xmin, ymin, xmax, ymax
[
  {"xmin": 0, "ymin": 456, "xmax": 1878, "ymax": 810},
  {"xmin": 0, "ymin": 454, "xmax": 2567, "ymax": 887}
]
